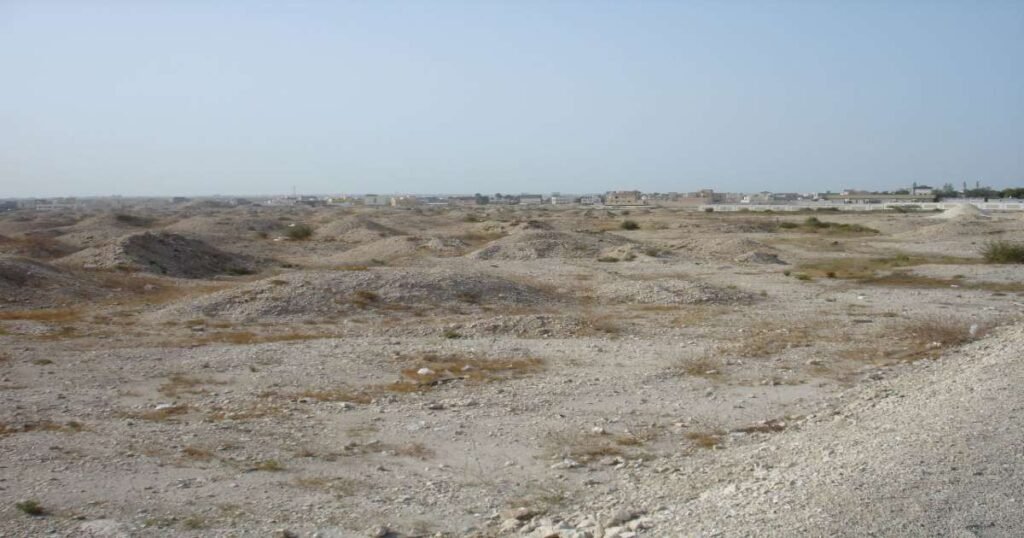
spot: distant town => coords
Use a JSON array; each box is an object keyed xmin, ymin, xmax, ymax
[{"xmin": 4, "ymin": 182, "xmax": 1024, "ymax": 213}]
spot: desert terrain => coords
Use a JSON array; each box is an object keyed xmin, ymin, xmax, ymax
[{"xmin": 1, "ymin": 203, "xmax": 1022, "ymax": 537}]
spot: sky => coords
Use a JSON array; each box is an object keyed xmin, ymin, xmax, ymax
[{"xmin": 1, "ymin": 1, "xmax": 1022, "ymax": 198}]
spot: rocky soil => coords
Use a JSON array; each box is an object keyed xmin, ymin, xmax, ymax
[{"xmin": 1, "ymin": 205, "xmax": 1023, "ymax": 537}]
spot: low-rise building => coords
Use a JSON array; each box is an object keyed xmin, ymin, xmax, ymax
[
  {"xmin": 390, "ymin": 196, "xmax": 420, "ymax": 208},
  {"xmin": 363, "ymin": 194, "xmax": 390, "ymax": 207},
  {"xmin": 519, "ymin": 195, "xmax": 544, "ymax": 205},
  {"xmin": 604, "ymin": 190, "xmax": 645, "ymax": 206}
]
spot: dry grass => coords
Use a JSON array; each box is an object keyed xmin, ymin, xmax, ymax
[
  {"xmin": 93, "ymin": 273, "xmax": 228, "ymax": 306},
  {"xmin": 730, "ymin": 320, "xmax": 821, "ymax": 358},
  {"xmin": 394, "ymin": 442, "xmax": 434, "ymax": 459},
  {"xmin": 249, "ymin": 459, "xmax": 285, "ymax": 472},
  {"xmin": 0, "ymin": 308, "xmax": 80, "ymax": 322},
  {"xmin": 732, "ymin": 418, "xmax": 789, "ymax": 434},
  {"xmin": 291, "ymin": 476, "xmax": 361, "ymax": 496},
  {"xmin": 685, "ymin": 430, "xmax": 725, "ymax": 449},
  {"xmin": 777, "ymin": 217, "xmax": 879, "ymax": 235},
  {"xmin": 0, "ymin": 420, "xmax": 87, "ymax": 436},
  {"xmin": 581, "ymin": 313, "xmax": 624, "ymax": 336},
  {"xmin": 386, "ymin": 353, "xmax": 543, "ymax": 393},
  {"xmin": 205, "ymin": 401, "xmax": 286, "ymax": 421},
  {"xmin": 860, "ymin": 272, "xmax": 1024, "ymax": 293},
  {"xmin": 159, "ymin": 374, "xmax": 226, "ymax": 397},
  {"xmin": 676, "ymin": 354, "xmax": 724, "ymax": 378},
  {"xmin": 797, "ymin": 254, "xmax": 975, "ymax": 280},
  {"xmin": 181, "ymin": 446, "xmax": 214, "ymax": 460},
  {"xmin": 351, "ymin": 289, "xmax": 380, "ymax": 308},
  {"xmin": 547, "ymin": 432, "xmax": 624, "ymax": 463},
  {"xmin": 192, "ymin": 331, "xmax": 333, "ymax": 346},
  {"xmin": 546, "ymin": 425, "xmax": 658, "ymax": 465},
  {"xmin": 296, "ymin": 353, "xmax": 543, "ymax": 401},
  {"xmin": 296, "ymin": 388, "xmax": 374, "ymax": 404},
  {"xmin": 898, "ymin": 316, "xmax": 988, "ymax": 360}
]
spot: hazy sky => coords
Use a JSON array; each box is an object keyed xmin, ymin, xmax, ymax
[{"xmin": 1, "ymin": 1, "xmax": 1022, "ymax": 197}]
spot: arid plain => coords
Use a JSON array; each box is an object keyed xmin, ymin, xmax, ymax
[{"xmin": 2, "ymin": 203, "xmax": 1023, "ymax": 537}]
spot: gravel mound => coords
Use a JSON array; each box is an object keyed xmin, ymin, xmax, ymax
[
  {"xmin": 152, "ymin": 267, "xmax": 556, "ymax": 321},
  {"xmin": 58, "ymin": 232, "xmax": 258, "ymax": 278},
  {"xmin": 0, "ymin": 255, "xmax": 98, "ymax": 307},
  {"xmin": 734, "ymin": 251, "xmax": 787, "ymax": 264},
  {"xmin": 672, "ymin": 237, "xmax": 777, "ymax": 261},
  {"xmin": 164, "ymin": 215, "xmax": 286, "ymax": 238},
  {"xmin": 0, "ymin": 233, "xmax": 79, "ymax": 259},
  {"xmin": 454, "ymin": 314, "xmax": 588, "ymax": 338},
  {"xmin": 594, "ymin": 279, "xmax": 755, "ymax": 305},
  {"xmin": 327, "ymin": 236, "xmax": 468, "ymax": 264},
  {"xmin": 470, "ymin": 231, "xmax": 633, "ymax": 260},
  {"xmin": 316, "ymin": 216, "xmax": 405, "ymax": 243},
  {"xmin": 895, "ymin": 219, "xmax": 997, "ymax": 241},
  {"xmin": 931, "ymin": 203, "xmax": 988, "ymax": 220}
]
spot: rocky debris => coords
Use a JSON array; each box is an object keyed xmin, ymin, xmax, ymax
[
  {"xmin": 458, "ymin": 315, "xmax": 588, "ymax": 338},
  {"xmin": 151, "ymin": 267, "xmax": 559, "ymax": 321},
  {"xmin": 593, "ymin": 279, "xmax": 755, "ymax": 305},
  {"xmin": 931, "ymin": 203, "xmax": 989, "ymax": 220},
  {"xmin": 0, "ymin": 254, "xmax": 100, "ymax": 307},
  {"xmin": 470, "ymin": 231, "xmax": 634, "ymax": 260},
  {"xmin": 164, "ymin": 214, "xmax": 288, "ymax": 239},
  {"xmin": 734, "ymin": 251, "xmax": 787, "ymax": 265},
  {"xmin": 316, "ymin": 216, "xmax": 406, "ymax": 243},
  {"xmin": 328, "ymin": 235, "xmax": 468, "ymax": 264},
  {"xmin": 671, "ymin": 237, "xmax": 777, "ymax": 261},
  {"xmin": 58, "ymin": 232, "xmax": 260, "ymax": 278}
]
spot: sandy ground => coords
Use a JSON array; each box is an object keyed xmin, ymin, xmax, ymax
[{"xmin": 1, "ymin": 205, "xmax": 1023, "ymax": 537}]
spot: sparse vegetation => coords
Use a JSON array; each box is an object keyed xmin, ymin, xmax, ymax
[
  {"xmin": 286, "ymin": 224, "xmax": 314, "ymax": 240},
  {"xmin": 0, "ymin": 308, "xmax": 80, "ymax": 322},
  {"xmin": 250, "ymin": 459, "xmax": 285, "ymax": 472},
  {"xmin": 685, "ymin": 430, "xmax": 725, "ymax": 449},
  {"xmin": 676, "ymin": 354, "xmax": 724, "ymax": 378},
  {"xmin": 982, "ymin": 240, "xmax": 1024, "ymax": 264},
  {"xmin": 775, "ymin": 217, "xmax": 878, "ymax": 235},
  {"xmin": 620, "ymin": 220, "xmax": 640, "ymax": 230},
  {"xmin": 15, "ymin": 500, "xmax": 45, "ymax": 516}
]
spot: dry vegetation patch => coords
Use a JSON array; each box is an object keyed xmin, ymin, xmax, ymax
[
  {"xmin": 797, "ymin": 254, "xmax": 976, "ymax": 280},
  {"xmin": 159, "ymin": 373, "xmax": 227, "ymax": 397},
  {"xmin": 0, "ymin": 308, "xmax": 81, "ymax": 322},
  {"xmin": 685, "ymin": 430, "xmax": 726, "ymax": 449},
  {"xmin": 388, "ymin": 353, "xmax": 543, "ymax": 393},
  {"xmin": 123, "ymin": 404, "xmax": 191, "ymax": 421},
  {"xmin": 777, "ymin": 217, "xmax": 879, "ymax": 235},
  {"xmin": 192, "ymin": 330, "xmax": 334, "ymax": 346},
  {"xmin": 730, "ymin": 320, "xmax": 823, "ymax": 358}
]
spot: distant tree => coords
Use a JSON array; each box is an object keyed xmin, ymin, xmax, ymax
[
  {"xmin": 1000, "ymin": 188, "xmax": 1024, "ymax": 199},
  {"xmin": 893, "ymin": 189, "xmax": 910, "ymax": 195},
  {"xmin": 964, "ymin": 188, "xmax": 1000, "ymax": 199},
  {"xmin": 936, "ymin": 183, "xmax": 959, "ymax": 200}
]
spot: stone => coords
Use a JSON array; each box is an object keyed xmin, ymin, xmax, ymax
[{"xmin": 604, "ymin": 509, "xmax": 642, "ymax": 527}]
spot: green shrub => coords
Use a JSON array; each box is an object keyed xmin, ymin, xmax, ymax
[
  {"xmin": 15, "ymin": 500, "xmax": 44, "ymax": 516},
  {"xmin": 982, "ymin": 241, "xmax": 1024, "ymax": 263},
  {"xmin": 597, "ymin": 256, "xmax": 620, "ymax": 263},
  {"xmin": 620, "ymin": 220, "xmax": 640, "ymax": 230},
  {"xmin": 286, "ymin": 224, "xmax": 313, "ymax": 240}
]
